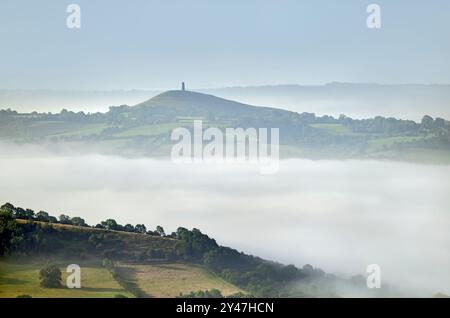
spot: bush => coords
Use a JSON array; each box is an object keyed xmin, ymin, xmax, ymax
[
  {"xmin": 179, "ymin": 289, "xmax": 224, "ymax": 298},
  {"xmin": 39, "ymin": 263, "xmax": 62, "ymax": 288}
]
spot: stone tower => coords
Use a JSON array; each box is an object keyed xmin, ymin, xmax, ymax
[{"xmin": 181, "ymin": 82, "xmax": 186, "ymax": 91}]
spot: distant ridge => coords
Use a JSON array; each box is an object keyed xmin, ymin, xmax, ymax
[
  {"xmin": 2, "ymin": 83, "xmax": 450, "ymax": 119},
  {"xmin": 130, "ymin": 89, "xmax": 289, "ymax": 121},
  {"xmin": 134, "ymin": 90, "xmax": 262, "ymax": 111}
]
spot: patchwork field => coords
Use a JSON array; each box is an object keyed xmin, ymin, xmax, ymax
[
  {"xmin": 0, "ymin": 258, "xmax": 242, "ymax": 298},
  {"xmin": 0, "ymin": 259, "xmax": 132, "ymax": 298},
  {"xmin": 118, "ymin": 263, "xmax": 243, "ymax": 297}
]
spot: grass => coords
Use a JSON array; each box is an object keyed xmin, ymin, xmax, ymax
[
  {"xmin": 0, "ymin": 221, "xmax": 243, "ymax": 298},
  {"xmin": 309, "ymin": 123, "xmax": 353, "ymax": 134},
  {"xmin": 0, "ymin": 258, "xmax": 242, "ymax": 298},
  {"xmin": 118, "ymin": 263, "xmax": 243, "ymax": 298},
  {"xmin": 368, "ymin": 135, "xmax": 426, "ymax": 148},
  {"xmin": 113, "ymin": 120, "xmax": 240, "ymax": 139},
  {"xmin": 47, "ymin": 124, "xmax": 109, "ymax": 137},
  {"xmin": 114, "ymin": 123, "xmax": 181, "ymax": 138},
  {"xmin": 26, "ymin": 121, "xmax": 90, "ymax": 137},
  {"xmin": 176, "ymin": 116, "xmax": 206, "ymax": 123},
  {"xmin": 0, "ymin": 259, "xmax": 133, "ymax": 298}
]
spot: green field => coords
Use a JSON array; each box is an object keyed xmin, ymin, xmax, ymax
[
  {"xmin": 114, "ymin": 123, "xmax": 181, "ymax": 138},
  {"xmin": 309, "ymin": 123, "xmax": 354, "ymax": 135},
  {"xmin": 26, "ymin": 121, "xmax": 92, "ymax": 137},
  {"xmin": 0, "ymin": 221, "xmax": 243, "ymax": 298},
  {"xmin": 48, "ymin": 123, "xmax": 110, "ymax": 137},
  {"xmin": 0, "ymin": 259, "xmax": 243, "ymax": 298},
  {"xmin": 0, "ymin": 259, "xmax": 132, "ymax": 298},
  {"xmin": 368, "ymin": 135, "xmax": 426, "ymax": 148},
  {"xmin": 118, "ymin": 263, "xmax": 243, "ymax": 298}
]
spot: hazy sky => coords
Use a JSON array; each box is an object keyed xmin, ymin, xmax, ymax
[{"xmin": 1, "ymin": 0, "xmax": 449, "ymax": 89}]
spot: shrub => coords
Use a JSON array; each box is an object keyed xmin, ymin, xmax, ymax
[{"xmin": 39, "ymin": 263, "xmax": 62, "ymax": 288}]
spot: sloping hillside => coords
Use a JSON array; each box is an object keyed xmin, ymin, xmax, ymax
[
  {"xmin": 0, "ymin": 258, "xmax": 243, "ymax": 298},
  {"xmin": 0, "ymin": 219, "xmax": 244, "ymax": 298},
  {"xmin": 0, "ymin": 203, "xmax": 334, "ymax": 298}
]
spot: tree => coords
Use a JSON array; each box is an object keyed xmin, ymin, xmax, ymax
[
  {"xmin": 25, "ymin": 209, "xmax": 36, "ymax": 219},
  {"xmin": 59, "ymin": 214, "xmax": 71, "ymax": 224},
  {"xmin": 421, "ymin": 115, "xmax": 434, "ymax": 129},
  {"xmin": 156, "ymin": 225, "xmax": 165, "ymax": 237},
  {"xmin": 39, "ymin": 263, "xmax": 62, "ymax": 288},
  {"xmin": 0, "ymin": 203, "xmax": 14, "ymax": 213},
  {"xmin": 135, "ymin": 224, "xmax": 147, "ymax": 234},
  {"xmin": 435, "ymin": 117, "xmax": 446, "ymax": 128},
  {"xmin": 134, "ymin": 224, "xmax": 147, "ymax": 234},
  {"xmin": 0, "ymin": 210, "xmax": 21, "ymax": 255},
  {"xmin": 123, "ymin": 224, "xmax": 135, "ymax": 232},
  {"xmin": 14, "ymin": 207, "xmax": 35, "ymax": 220},
  {"xmin": 279, "ymin": 264, "xmax": 300, "ymax": 281},
  {"xmin": 255, "ymin": 263, "xmax": 276, "ymax": 279},
  {"xmin": 36, "ymin": 211, "xmax": 50, "ymax": 222},
  {"xmin": 70, "ymin": 217, "xmax": 87, "ymax": 227},
  {"xmin": 101, "ymin": 219, "xmax": 119, "ymax": 231},
  {"xmin": 302, "ymin": 264, "xmax": 315, "ymax": 276}
]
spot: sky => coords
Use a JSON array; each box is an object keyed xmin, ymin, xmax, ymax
[{"xmin": 0, "ymin": 0, "xmax": 449, "ymax": 90}]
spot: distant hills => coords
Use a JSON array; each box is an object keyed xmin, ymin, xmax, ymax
[
  {"xmin": 2, "ymin": 83, "xmax": 450, "ymax": 121},
  {"xmin": 1, "ymin": 89, "xmax": 450, "ymax": 162},
  {"xmin": 202, "ymin": 83, "xmax": 450, "ymax": 121}
]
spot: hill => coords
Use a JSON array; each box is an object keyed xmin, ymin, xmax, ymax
[
  {"xmin": 0, "ymin": 213, "xmax": 245, "ymax": 298},
  {"xmin": 135, "ymin": 90, "xmax": 264, "ymax": 115},
  {"xmin": 1, "ymin": 89, "xmax": 450, "ymax": 162},
  {"xmin": 0, "ymin": 258, "xmax": 242, "ymax": 298},
  {"xmin": 1, "ymin": 202, "xmax": 346, "ymax": 298},
  {"xmin": 2, "ymin": 83, "xmax": 450, "ymax": 120}
]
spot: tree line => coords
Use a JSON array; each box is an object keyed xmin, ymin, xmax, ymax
[{"xmin": 0, "ymin": 202, "xmax": 171, "ymax": 238}]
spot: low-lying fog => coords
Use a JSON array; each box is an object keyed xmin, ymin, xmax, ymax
[{"xmin": 1, "ymin": 142, "xmax": 449, "ymax": 296}]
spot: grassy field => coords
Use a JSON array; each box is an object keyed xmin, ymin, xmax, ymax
[
  {"xmin": 114, "ymin": 123, "xmax": 180, "ymax": 138},
  {"xmin": 117, "ymin": 263, "xmax": 243, "ymax": 297},
  {"xmin": 25, "ymin": 121, "xmax": 91, "ymax": 138},
  {"xmin": 309, "ymin": 123, "xmax": 354, "ymax": 134},
  {"xmin": 1, "ymin": 221, "xmax": 242, "ymax": 298},
  {"xmin": 0, "ymin": 259, "xmax": 132, "ymax": 298},
  {"xmin": 368, "ymin": 135, "xmax": 426, "ymax": 148},
  {"xmin": 48, "ymin": 123, "xmax": 110, "ymax": 137},
  {"xmin": 0, "ymin": 259, "xmax": 242, "ymax": 298}
]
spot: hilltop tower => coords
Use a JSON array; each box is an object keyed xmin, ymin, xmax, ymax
[{"xmin": 181, "ymin": 82, "xmax": 186, "ymax": 91}]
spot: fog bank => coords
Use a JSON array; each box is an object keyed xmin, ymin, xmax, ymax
[{"xmin": 1, "ymin": 143, "xmax": 449, "ymax": 296}]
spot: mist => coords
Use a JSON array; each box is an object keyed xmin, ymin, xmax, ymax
[{"xmin": 1, "ymin": 142, "xmax": 449, "ymax": 296}]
